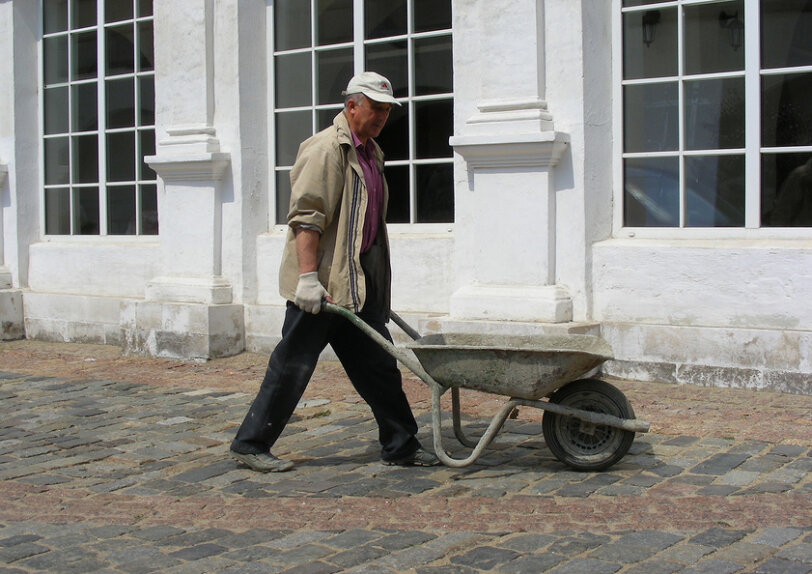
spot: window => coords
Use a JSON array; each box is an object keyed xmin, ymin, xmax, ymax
[
  {"xmin": 42, "ymin": 0, "xmax": 157, "ymax": 236},
  {"xmin": 620, "ymin": 0, "xmax": 812, "ymax": 228},
  {"xmin": 272, "ymin": 0, "xmax": 454, "ymax": 225}
]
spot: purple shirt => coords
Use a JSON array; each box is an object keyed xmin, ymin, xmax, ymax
[{"xmin": 351, "ymin": 131, "xmax": 384, "ymax": 253}]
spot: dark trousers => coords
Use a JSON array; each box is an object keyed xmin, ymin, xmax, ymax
[{"xmin": 230, "ymin": 290, "xmax": 420, "ymax": 462}]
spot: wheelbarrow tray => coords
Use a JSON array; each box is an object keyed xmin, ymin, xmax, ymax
[{"xmin": 407, "ymin": 333, "xmax": 613, "ymax": 401}]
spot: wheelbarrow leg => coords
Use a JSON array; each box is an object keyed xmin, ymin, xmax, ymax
[
  {"xmin": 432, "ymin": 383, "xmax": 518, "ymax": 468},
  {"xmin": 451, "ymin": 387, "xmax": 479, "ymax": 449}
]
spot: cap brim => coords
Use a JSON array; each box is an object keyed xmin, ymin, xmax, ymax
[{"xmin": 360, "ymin": 90, "xmax": 402, "ymax": 106}]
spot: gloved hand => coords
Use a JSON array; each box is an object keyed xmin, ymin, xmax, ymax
[{"xmin": 294, "ymin": 272, "xmax": 330, "ymax": 314}]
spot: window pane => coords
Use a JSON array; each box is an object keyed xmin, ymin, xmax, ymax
[
  {"xmin": 45, "ymin": 86, "xmax": 69, "ymax": 135},
  {"xmin": 107, "ymin": 131, "xmax": 136, "ymax": 181},
  {"xmin": 684, "ymin": 78, "xmax": 745, "ymax": 150},
  {"xmin": 138, "ymin": 0, "xmax": 153, "ymax": 18},
  {"xmin": 762, "ymin": 0, "xmax": 812, "ymax": 69},
  {"xmin": 45, "ymin": 137, "xmax": 70, "ymax": 185},
  {"xmin": 139, "ymin": 129, "xmax": 156, "ymax": 180},
  {"xmin": 106, "ymin": 77, "xmax": 135, "ymax": 128},
  {"xmin": 385, "ymin": 165, "xmax": 409, "ymax": 223},
  {"xmin": 73, "ymin": 134, "xmax": 99, "ymax": 183},
  {"xmin": 140, "ymin": 183, "xmax": 158, "ymax": 234},
  {"xmin": 107, "ymin": 24, "xmax": 135, "ymax": 75},
  {"xmin": 276, "ymin": 0, "xmax": 311, "ymax": 51},
  {"xmin": 105, "ymin": 0, "xmax": 132, "ymax": 23},
  {"xmin": 276, "ymin": 111, "xmax": 312, "ymax": 165},
  {"xmin": 623, "ymin": 82, "xmax": 678, "ymax": 153},
  {"xmin": 72, "ymin": 82, "xmax": 98, "ymax": 131},
  {"xmin": 761, "ymin": 72, "xmax": 812, "ymax": 148},
  {"xmin": 317, "ymin": 0, "xmax": 352, "ymax": 46},
  {"xmin": 72, "ymin": 30, "xmax": 98, "ymax": 80},
  {"xmin": 365, "ymin": 41, "xmax": 408, "ymax": 97},
  {"xmin": 77, "ymin": 187, "xmax": 100, "ymax": 234},
  {"xmin": 415, "ymin": 100, "xmax": 453, "ymax": 159},
  {"xmin": 374, "ymin": 104, "xmax": 408, "ymax": 161},
  {"xmin": 684, "ymin": 155, "xmax": 745, "ymax": 227},
  {"xmin": 138, "ymin": 21, "xmax": 154, "ymax": 72},
  {"xmin": 72, "ymin": 0, "xmax": 96, "ymax": 29},
  {"xmin": 414, "ymin": 36, "xmax": 452, "ymax": 95},
  {"xmin": 416, "ymin": 163, "xmax": 453, "ymax": 223},
  {"xmin": 317, "ymin": 108, "xmax": 341, "ymax": 132},
  {"xmin": 623, "ymin": 7, "xmax": 677, "ymax": 80},
  {"xmin": 365, "ymin": 0, "xmax": 406, "ymax": 39},
  {"xmin": 623, "ymin": 0, "xmax": 671, "ymax": 6},
  {"xmin": 684, "ymin": 0, "xmax": 745, "ymax": 75},
  {"xmin": 275, "ymin": 52, "xmax": 312, "ymax": 108},
  {"xmin": 624, "ymin": 157, "xmax": 680, "ymax": 227},
  {"xmin": 45, "ymin": 188, "xmax": 71, "ymax": 234},
  {"xmin": 762, "ymin": 153, "xmax": 812, "ymax": 227},
  {"xmin": 275, "ymin": 170, "xmax": 292, "ymax": 225},
  {"xmin": 414, "ymin": 0, "xmax": 451, "ymax": 33},
  {"xmin": 107, "ymin": 185, "xmax": 136, "ymax": 234},
  {"xmin": 139, "ymin": 76, "xmax": 155, "ymax": 126},
  {"xmin": 44, "ymin": 36, "xmax": 69, "ymax": 84},
  {"xmin": 44, "ymin": 0, "xmax": 69, "ymax": 34},
  {"xmin": 317, "ymin": 48, "xmax": 353, "ymax": 105}
]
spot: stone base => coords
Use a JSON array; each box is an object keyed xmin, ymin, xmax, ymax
[
  {"xmin": 121, "ymin": 300, "xmax": 244, "ymax": 360},
  {"xmin": 0, "ymin": 289, "xmax": 24, "ymax": 340},
  {"xmin": 23, "ymin": 292, "xmax": 124, "ymax": 345},
  {"xmin": 450, "ymin": 284, "xmax": 573, "ymax": 323}
]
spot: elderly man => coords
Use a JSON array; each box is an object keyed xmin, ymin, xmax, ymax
[{"xmin": 229, "ymin": 72, "xmax": 439, "ymax": 472}]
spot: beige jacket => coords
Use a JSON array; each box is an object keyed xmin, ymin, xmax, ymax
[{"xmin": 278, "ymin": 112, "xmax": 392, "ymax": 313}]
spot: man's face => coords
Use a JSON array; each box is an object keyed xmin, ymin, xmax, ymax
[{"xmin": 346, "ymin": 95, "xmax": 391, "ymax": 143}]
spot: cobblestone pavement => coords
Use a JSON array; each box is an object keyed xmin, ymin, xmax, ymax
[{"xmin": 0, "ymin": 340, "xmax": 810, "ymax": 573}]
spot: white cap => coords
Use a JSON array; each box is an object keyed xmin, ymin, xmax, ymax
[{"xmin": 343, "ymin": 72, "xmax": 401, "ymax": 106}]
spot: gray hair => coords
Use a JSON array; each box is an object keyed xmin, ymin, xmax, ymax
[{"xmin": 344, "ymin": 93, "xmax": 366, "ymax": 108}]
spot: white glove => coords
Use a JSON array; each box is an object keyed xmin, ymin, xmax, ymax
[{"xmin": 294, "ymin": 272, "xmax": 330, "ymax": 314}]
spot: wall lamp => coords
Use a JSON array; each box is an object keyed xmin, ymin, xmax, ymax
[
  {"xmin": 642, "ymin": 10, "xmax": 661, "ymax": 47},
  {"xmin": 719, "ymin": 10, "xmax": 744, "ymax": 51}
]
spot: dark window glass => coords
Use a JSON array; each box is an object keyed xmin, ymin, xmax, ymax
[
  {"xmin": 762, "ymin": 0, "xmax": 812, "ymax": 69},
  {"xmin": 139, "ymin": 76, "xmax": 155, "ymax": 126},
  {"xmin": 276, "ymin": 111, "xmax": 312, "ymax": 165},
  {"xmin": 77, "ymin": 187, "xmax": 100, "ymax": 234},
  {"xmin": 623, "ymin": 0, "xmax": 670, "ymax": 6},
  {"xmin": 623, "ymin": 82, "xmax": 678, "ymax": 153},
  {"xmin": 365, "ymin": 0, "xmax": 406, "ymax": 40},
  {"xmin": 276, "ymin": 0, "xmax": 311, "ymax": 51},
  {"xmin": 374, "ymin": 104, "xmax": 408, "ymax": 161},
  {"xmin": 72, "ymin": 0, "xmax": 96, "ymax": 29},
  {"xmin": 72, "ymin": 30, "xmax": 98, "ymax": 80},
  {"xmin": 761, "ymin": 72, "xmax": 812, "ymax": 148},
  {"xmin": 44, "ymin": 36, "xmax": 69, "ymax": 84},
  {"xmin": 624, "ymin": 156, "xmax": 680, "ymax": 227},
  {"xmin": 684, "ymin": 77, "xmax": 745, "ymax": 150},
  {"xmin": 623, "ymin": 7, "xmax": 678, "ymax": 80},
  {"xmin": 45, "ymin": 137, "xmax": 70, "ymax": 185},
  {"xmin": 416, "ymin": 163, "xmax": 453, "ymax": 223},
  {"xmin": 317, "ymin": 108, "xmax": 341, "ymax": 132},
  {"xmin": 139, "ymin": 129, "xmax": 156, "ymax": 180},
  {"xmin": 365, "ymin": 41, "xmax": 408, "ymax": 98},
  {"xmin": 107, "ymin": 131, "xmax": 136, "ymax": 181},
  {"xmin": 45, "ymin": 188, "xmax": 71, "ymax": 234},
  {"xmin": 275, "ymin": 170, "xmax": 292, "ymax": 225},
  {"xmin": 73, "ymin": 134, "xmax": 99, "ymax": 183},
  {"xmin": 105, "ymin": 0, "xmax": 132, "ymax": 23},
  {"xmin": 106, "ymin": 77, "xmax": 135, "ymax": 129},
  {"xmin": 107, "ymin": 185, "xmax": 136, "ymax": 234},
  {"xmin": 415, "ymin": 36, "xmax": 453, "ymax": 95},
  {"xmin": 762, "ymin": 153, "xmax": 812, "ymax": 227},
  {"xmin": 414, "ymin": 0, "xmax": 451, "ymax": 33},
  {"xmin": 415, "ymin": 100, "xmax": 453, "ymax": 159},
  {"xmin": 140, "ymin": 184, "xmax": 158, "ymax": 234},
  {"xmin": 317, "ymin": 48, "xmax": 353, "ymax": 105},
  {"xmin": 138, "ymin": 20, "xmax": 154, "ymax": 71},
  {"xmin": 317, "ymin": 0, "xmax": 352, "ymax": 45},
  {"xmin": 72, "ymin": 82, "xmax": 98, "ymax": 131},
  {"xmin": 275, "ymin": 52, "xmax": 312, "ymax": 108},
  {"xmin": 45, "ymin": 86, "xmax": 70, "ymax": 135},
  {"xmin": 684, "ymin": 0, "xmax": 745, "ymax": 75},
  {"xmin": 384, "ymin": 165, "xmax": 409, "ymax": 223},
  {"xmin": 684, "ymin": 155, "xmax": 745, "ymax": 227},
  {"xmin": 138, "ymin": 0, "xmax": 153, "ymax": 18},
  {"xmin": 44, "ymin": 0, "xmax": 69, "ymax": 34},
  {"xmin": 106, "ymin": 24, "xmax": 135, "ymax": 75}
]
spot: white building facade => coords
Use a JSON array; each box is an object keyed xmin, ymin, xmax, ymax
[{"xmin": 1, "ymin": 0, "xmax": 810, "ymax": 394}]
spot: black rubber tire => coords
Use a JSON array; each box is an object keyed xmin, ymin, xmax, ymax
[{"xmin": 542, "ymin": 378, "xmax": 636, "ymax": 471}]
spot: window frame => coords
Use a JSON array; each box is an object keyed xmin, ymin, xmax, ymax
[
  {"xmin": 267, "ymin": 0, "xmax": 455, "ymax": 232},
  {"xmin": 39, "ymin": 0, "xmax": 157, "ymax": 238},
  {"xmin": 612, "ymin": 0, "xmax": 812, "ymax": 240}
]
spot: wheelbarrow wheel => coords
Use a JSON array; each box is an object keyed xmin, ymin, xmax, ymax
[{"xmin": 542, "ymin": 378, "xmax": 635, "ymax": 471}]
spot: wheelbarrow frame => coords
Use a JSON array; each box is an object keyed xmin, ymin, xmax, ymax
[{"xmin": 324, "ymin": 303, "xmax": 650, "ymax": 469}]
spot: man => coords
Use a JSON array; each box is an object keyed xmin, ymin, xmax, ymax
[{"xmin": 229, "ymin": 72, "xmax": 439, "ymax": 472}]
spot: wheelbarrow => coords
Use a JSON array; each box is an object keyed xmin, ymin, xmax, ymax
[{"xmin": 324, "ymin": 303, "xmax": 650, "ymax": 471}]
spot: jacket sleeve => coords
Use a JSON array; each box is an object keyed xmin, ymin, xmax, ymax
[{"xmin": 287, "ymin": 139, "xmax": 345, "ymax": 233}]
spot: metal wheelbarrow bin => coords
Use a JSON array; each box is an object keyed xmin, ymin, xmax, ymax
[{"xmin": 325, "ymin": 303, "xmax": 650, "ymax": 471}]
